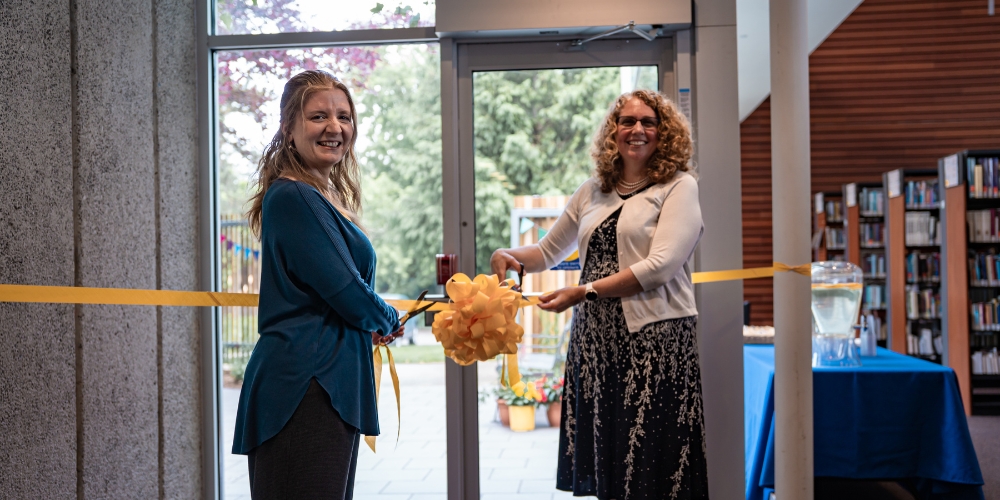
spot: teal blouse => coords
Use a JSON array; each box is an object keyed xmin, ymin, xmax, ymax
[{"xmin": 232, "ymin": 178, "xmax": 400, "ymax": 455}]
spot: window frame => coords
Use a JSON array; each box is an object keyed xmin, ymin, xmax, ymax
[{"xmin": 196, "ymin": 3, "xmax": 443, "ymax": 497}]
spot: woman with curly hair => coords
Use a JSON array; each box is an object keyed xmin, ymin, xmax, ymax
[{"xmin": 491, "ymin": 89, "xmax": 708, "ymax": 499}]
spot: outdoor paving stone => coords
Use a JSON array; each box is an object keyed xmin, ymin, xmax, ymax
[
  {"xmin": 519, "ymin": 479, "xmax": 561, "ymax": 493},
  {"xmin": 480, "ymin": 457, "xmax": 528, "ymax": 468},
  {"xmin": 373, "ymin": 457, "xmax": 414, "ymax": 469},
  {"xmin": 497, "ymin": 447, "xmax": 549, "ymax": 459},
  {"xmin": 477, "ymin": 447, "xmax": 505, "ymax": 458},
  {"xmin": 381, "ymin": 479, "xmax": 448, "ymax": 494},
  {"xmin": 481, "ymin": 494, "xmax": 553, "ymax": 500},
  {"xmin": 403, "ymin": 458, "xmax": 445, "ymax": 469},
  {"xmin": 489, "ymin": 466, "xmax": 556, "ymax": 480},
  {"xmin": 551, "ymin": 490, "xmax": 576, "ymax": 498},
  {"xmin": 525, "ymin": 457, "xmax": 560, "ymax": 469},
  {"xmin": 352, "ymin": 494, "xmax": 411, "ymax": 500},
  {"xmin": 479, "ymin": 478, "xmax": 521, "ymax": 493},
  {"xmin": 352, "ymin": 480, "xmax": 389, "ymax": 494},
  {"xmin": 355, "ymin": 468, "xmax": 430, "ymax": 482},
  {"xmin": 410, "ymin": 494, "xmax": 447, "ymax": 500}
]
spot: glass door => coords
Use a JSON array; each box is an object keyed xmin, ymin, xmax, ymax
[{"xmin": 455, "ymin": 37, "xmax": 676, "ymax": 498}]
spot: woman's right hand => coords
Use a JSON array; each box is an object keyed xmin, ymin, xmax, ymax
[{"xmin": 490, "ymin": 249, "xmax": 521, "ymax": 280}]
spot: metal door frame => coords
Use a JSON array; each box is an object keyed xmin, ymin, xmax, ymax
[{"xmin": 440, "ymin": 35, "xmax": 680, "ymax": 499}]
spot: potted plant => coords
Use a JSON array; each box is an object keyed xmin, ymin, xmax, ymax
[
  {"xmin": 542, "ymin": 376, "xmax": 564, "ymax": 428},
  {"xmin": 490, "ymin": 382, "xmax": 542, "ymax": 431},
  {"xmin": 480, "ymin": 387, "xmax": 511, "ymax": 427}
]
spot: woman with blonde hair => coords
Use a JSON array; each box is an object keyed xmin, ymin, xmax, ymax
[
  {"xmin": 491, "ymin": 89, "xmax": 708, "ymax": 499},
  {"xmin": 232, "ymin": 70, "xmax": 402, "ymax": 499}
]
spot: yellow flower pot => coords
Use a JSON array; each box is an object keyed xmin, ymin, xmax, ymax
[{"xmin": 508, "ymin": 405, "xmax": 536, "ymax": 432}]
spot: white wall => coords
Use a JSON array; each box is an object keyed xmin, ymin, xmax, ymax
[
  {"xmin": 738, "ymin": 0, "xmax": 864, "ymax": 120},
  {"xmin": 436, "ymin": 0, "xmax": 691, "ymax": 36}
]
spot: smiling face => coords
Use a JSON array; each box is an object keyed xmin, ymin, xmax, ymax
[
  {"xmin": 614, "ymin": 98, "xmax": 660, "ymax": 169},
  {"xmin": 286, "ymin": 88, "xmax": 354, "ymax": 176}
]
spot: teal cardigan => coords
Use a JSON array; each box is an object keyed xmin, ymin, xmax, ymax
[{"xmin": 232, "ymin": 178, "xmax": 399, "ymax": 455}]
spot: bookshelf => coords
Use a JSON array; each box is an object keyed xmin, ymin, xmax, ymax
[
  {"xmin": 844, "ymin": 182, "xmax": 888, "ymax": 347},
  {"xmin": 939, "ymin": 149, "xmax": 1000, "ymax": 415},
  {"xmin": 813, "ymin": 192, "xmax": 845, "ymax": 263},
  {"xmin": 884, "ymin": 169, "xmax": 942, "ymax": 364}
]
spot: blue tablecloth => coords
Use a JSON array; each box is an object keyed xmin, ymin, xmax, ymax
[{"xmin": 744, "ymin": 345, "xmax": 984, "ymax": 500}]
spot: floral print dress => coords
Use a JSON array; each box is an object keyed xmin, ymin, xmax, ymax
[{"xmin": 556, "ymin": 187, "xmax": 710, "ymax": 500}]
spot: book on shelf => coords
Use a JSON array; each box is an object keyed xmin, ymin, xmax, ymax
[
  {"xmin": 824, "ymin": 226, "xmax": 845, "ymax": 250},
  {"xmin": 967, "ymin": 209, "xmax": 1000, "ymax": 243},
  {"xmin": 907, "ymin": 328, "xmax": 942, "ymax": 357},
  {"xmin": 971, "ymin": 298, "xmax": 1000, "ymax": 331},
  {"xmin": 904, "ymin": 212, "xmax": 940, "ymax": 246},
  {"xmin": 860, "ymin": 222, "xmax": 885, "ymax": 247},
  {"xmin": 904, "ymin": 179, "xmax": 940, "ymax": 208},
  {"xmin": 905, "ymin": 251, "xmax": 940, "ymax": 283},
  {"xmin": 863, "ymin": 253, "xmax": 886, "ymax": 278},
  {"xmin": 905, "ymin": 285, "xmax": 941, "ymax": 320},
  {"xmin": 972, "ymin": 331, "xmax": 999, "ymax": 349},
  {"xmin": 967, "ymin": 155, "xmax": 1000, "ymax": 199},
  {"xmin": 969, "ymin": 250, "xmax": 1000, "ymax": 286},
  {"xmin": 971, "ymin": 349, "xmax": 999, "ymax": 375},
  {"xmin": 859, "ymin": 187, "xmax": 884, "ymax": 216},
  {"xmin": 825, "ymin": 199, "xmax": 844, "ymax": 222},
  {"xmin": 863, "ymin": 284, "xmax": 885, "ymax": 310}
]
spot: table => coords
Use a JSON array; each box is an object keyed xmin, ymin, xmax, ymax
[{"xmin": 744, "ymin": 345, "xmax": 984, "ymax": 500}]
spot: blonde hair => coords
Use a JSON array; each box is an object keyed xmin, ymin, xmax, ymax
[
  {"xmin": 591, "ymin": 89, "xmax": 694, "ymax": 193},
  {"xmin": 246, "ymin": 70, "xmax": 364, "ymax": 236}
]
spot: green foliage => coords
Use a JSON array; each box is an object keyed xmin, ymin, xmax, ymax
[
  {"xmin": 386, "ymin": 344, "xmax": 445, "ymax": 363},
  {"xmin": 230, "ymin": 355, "xmax": 250, "ymax": 383},
  {"xmin": 489, "ymin": 384, "xmax": 539, "ymax": 407},
  {"xmin": 472, "ymin": 68, "xmax": 627, "ymax": 273},
  {"xmin": 357, "ymin": 46, "xmax": 443, "ymax": 299}
]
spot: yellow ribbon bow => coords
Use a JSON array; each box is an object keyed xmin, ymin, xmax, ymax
[{"xmin": 431, "ymin": 273, "xmax": 530, "ymax": 396}]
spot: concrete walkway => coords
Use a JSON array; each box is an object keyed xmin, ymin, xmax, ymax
[{"xmin": 222, "ymin": 360, "xmax": 576, "ymax": 500}]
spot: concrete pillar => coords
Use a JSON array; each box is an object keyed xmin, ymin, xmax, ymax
[
  {"xmin": 690, "ymin": 0, "xmax": 745, "ymax": 496},
  {"xmin": 0, "ymin": 2, "xmax": 77, "ymax": 497},
  {"xmin": 156, "ymin": 0, "xmax": 203, "ymax": 496},
  {"xmin": 0, "ymin": 0, "xmax": 201, "ymax": 497},
  {"xmin": 769, "ymin": 0, "xmax": 814, "ymax": 497}
]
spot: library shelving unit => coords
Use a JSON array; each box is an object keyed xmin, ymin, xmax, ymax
[
  {"xmin": 844, "ymin": 182, "xmax": 888, "ymax": 347},
  {"xmin": 939, "ymin": 149, "xmax": 1000, "ymax": 415},
  {"xmin": 883, "ymin": 169, "xmax": 942, "ymax": 365},
  {"xmin": 813, "ymin": 192, "xmax": 845, "ymax": 263}
]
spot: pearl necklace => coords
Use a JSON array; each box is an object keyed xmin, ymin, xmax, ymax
[
  {"xmin": 618, "ymin": 176, "xmax": 649, "ymax": 189},
  {"xmin": 616, "ymin": 177, "xmax": 650, "ymax": 197}
]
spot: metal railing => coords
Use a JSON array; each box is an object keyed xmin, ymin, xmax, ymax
[{"xmin": 220, "ymin": 214, "xmax": 260, "ymax": 369}]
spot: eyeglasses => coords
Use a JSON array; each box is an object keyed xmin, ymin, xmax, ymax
[{"xmin": 617, "ymin": 116, "xmax": 659, "ymax": 130}]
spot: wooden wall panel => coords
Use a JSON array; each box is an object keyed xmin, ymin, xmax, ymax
[{"xmin": 740, "ymin": 0, "xmax": 1000, "ymax": 326}]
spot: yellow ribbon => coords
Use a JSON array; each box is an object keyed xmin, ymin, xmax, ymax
[
  {"xmin": 364, "ymin": 344, "xmax": 400, "ymax": 453},
  {"xmin": 0, "ymin": 262, "xmax": 812, "ymax": 452},
  {"xmin": 691, "ymin": 262, "xmax": 810, "ymax": 284},
  {"xmin": 0, "ymin": 263, "xmax": 809, "ymax": 307},
  {"xmin": 0, "ymin": 283, "xmax": 259, "ymax": 307}
]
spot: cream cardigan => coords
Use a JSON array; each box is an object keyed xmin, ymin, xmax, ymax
[{"xmin": 537, "ymin": 171, "xmax": 703, "ymax": 332}]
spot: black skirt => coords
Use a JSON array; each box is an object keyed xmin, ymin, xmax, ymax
[
  {"xmin": 247, "ymin": 379, "xmax": 361, "ymax": 500},
  {"xmin": 556, "ymin": 205, "xmax": 710, "ymax": 500}
]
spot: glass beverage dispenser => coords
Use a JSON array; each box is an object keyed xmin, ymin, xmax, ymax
[{"xmin": 811, "ymin": 261, "xmax": 864, "ymax": 367}]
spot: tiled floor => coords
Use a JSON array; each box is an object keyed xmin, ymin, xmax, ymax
[{"xmin": 222, "ymin": 358, "xmax": 574, "ymax": 500}]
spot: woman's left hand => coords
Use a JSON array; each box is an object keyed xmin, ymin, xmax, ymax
[{"xmin": 537, "ymin": 286, "xmax": 586, "ymax": 313}]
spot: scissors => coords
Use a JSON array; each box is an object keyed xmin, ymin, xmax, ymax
[
  {"xmin": 509, "ymin": 262, "xmax": 525, "ymax": 293},
  {"xmin": 398, "ymin": 290, "xmax": 437, "ymax": 326}
]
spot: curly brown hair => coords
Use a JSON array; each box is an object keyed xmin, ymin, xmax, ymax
[
  {"xmin": 591, "ymin": 89, "xmax": 694, "ymax": 193},
  {"xmin": 246, "ymin": 70, "xmax": 363, "ymax": 236}
]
